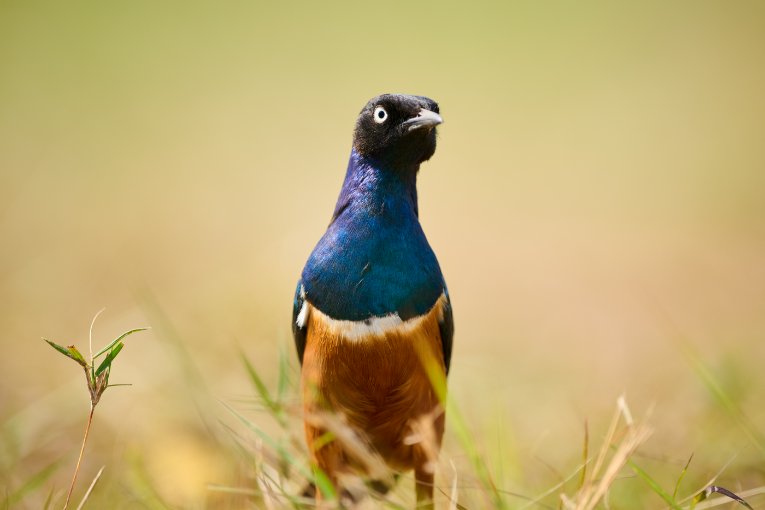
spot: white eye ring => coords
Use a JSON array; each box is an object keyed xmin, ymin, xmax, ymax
[{"xmin": 373, "ymin": 106, "xmax": 387, "ymax": 124}]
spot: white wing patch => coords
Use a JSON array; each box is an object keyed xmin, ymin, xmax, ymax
[{"xmin": 296, "ymin": 284, "xmax": 310, "ymax": 328}]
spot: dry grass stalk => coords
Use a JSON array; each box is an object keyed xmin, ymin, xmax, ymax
[
  {"xmin": 565, "ymin": 396, "xmax": 653, "ymax": 510},
  {"xmin": 74, "ymin": 465, "xmax": 104, "ymax": 510},
  {"xmin": 305, "ymin": 411, "xmax": 393, "ymax": 486}
]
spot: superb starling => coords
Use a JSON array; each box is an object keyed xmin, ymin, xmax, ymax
[{"xmin": 292, "ymin": 94, "xmax": 453, "ymax": 507}]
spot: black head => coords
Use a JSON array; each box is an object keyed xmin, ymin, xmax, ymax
[{"xmin": 353, "ymin": 94, "xmax": 442, "ymax": 168}]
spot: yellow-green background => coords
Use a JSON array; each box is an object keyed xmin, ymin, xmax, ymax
[{"xmin": 2, "ymin": 1, "xmax": 764, "ymax": 508}]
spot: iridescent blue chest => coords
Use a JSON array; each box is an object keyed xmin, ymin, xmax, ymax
[{"xmin": 301, "ymin": 150, "xmax": 445, "ymax": 321}]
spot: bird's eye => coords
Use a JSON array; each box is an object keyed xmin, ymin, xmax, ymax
[{"xmin": 373, "ymin": 106, "xmax": 387, "ymax": 124}]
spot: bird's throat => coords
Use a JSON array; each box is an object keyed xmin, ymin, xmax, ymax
[{"xmin": 331, "ymin": 149, "xmax": 419, "ymax": 222}]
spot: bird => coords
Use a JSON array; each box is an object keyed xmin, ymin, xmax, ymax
[{"xmin": 292, "ymin": 94, "xmax": 453, "ymax": 508}]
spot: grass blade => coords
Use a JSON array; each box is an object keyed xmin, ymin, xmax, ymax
[
  {"xmin": 413, "ymin": 340, "xmax": 506, "ymax": 509},
  {"xmin": 578, "ymin": 420, "xmax": 589, "ymax": 491},
  {"xmin": 241, "ymin": 352, "xmax": 284, "ymax": 424},
  {"xmin": 673, "ymin": 453, "xmax": 694, "ymax": 500},
  {"xmin": 277, "ymin": 345, "xmax": 292, "ymax": 404},
  {"xmin": 8, "ymin": 459, "xmax": 62, "ymax": 506},
  {"xmin": 694, "ymin": 486, "xmax": 754, "ymax": 510},
  {"xmin": 75, "ymin": 465, "xmax": 105, "ymax": 510},
  {"xmin": 95, "ymin": 342, "xmax": 124, "ymax": 376},
  {"xmin": 685, "ymin": 348, "xmax": 765, "ymax": 455},
  {"xmin": 43, "ymin": 339, "xmax": 88, "ymax": 367},
  {"xmin": 42, "ymin": 487, "xmax": 57, "ymax": 509},
  {"xmin": 628, "ymin": 459, "xmax": 683, "ymax": 510},
  {"xmin": 93, "ymin": 328, "xmax": 148, "ymax": 359},
  {"xmin": 219, "ymin": 399, "xmax": 336, "ymax": 501},
  {"xmin": 126, "ymin": 452, "xmax": 173, "ymax": 510}
]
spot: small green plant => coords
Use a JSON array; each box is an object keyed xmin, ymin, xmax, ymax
[{"xmin": 44, "ymin": 310, "xmax": 148, "ymax": 510}]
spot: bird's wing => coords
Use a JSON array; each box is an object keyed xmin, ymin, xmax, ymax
[
  {"xmin": 292, "ymin": 280, "xmax": 308, "ymax": 364},
  {"xmin": 439, "ymin": 289, "xmax": 454, "ymax": 374}
]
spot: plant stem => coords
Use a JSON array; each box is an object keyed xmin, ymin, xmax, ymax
[
  {"xmin": 63, "ymin": 404, "xmax": 95, "ymax": 510},
  {"xmin": 75, "ymin": 465, "xmax": 105, "ymax": 510}
]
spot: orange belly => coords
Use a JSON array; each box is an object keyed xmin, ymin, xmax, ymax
[{"xmin": 301, "ymin": 299, "xmax": 447, "ymax": 479}]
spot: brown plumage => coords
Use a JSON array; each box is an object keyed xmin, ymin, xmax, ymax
[{"xmin": 301, "ymin": 296, "xmax": 448, "ymax": 506}]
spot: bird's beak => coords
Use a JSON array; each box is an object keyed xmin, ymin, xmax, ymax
[{"xmin": 403, "ymin": 108, "xmax": 443, "ymax": 132}]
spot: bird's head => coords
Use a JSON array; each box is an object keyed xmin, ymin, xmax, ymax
[{"xmin": 353, "ymin": 94, "xmax": 442, "ymax": 169}]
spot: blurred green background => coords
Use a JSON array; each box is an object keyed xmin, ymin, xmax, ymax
[{"xmin": 2, "ymin": 0, "xmax": 764, "ymax": 508}]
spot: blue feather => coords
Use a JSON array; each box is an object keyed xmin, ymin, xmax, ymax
[{"xmin": 302, "ymin": 149, "xmax": 445, "ymax": 321}]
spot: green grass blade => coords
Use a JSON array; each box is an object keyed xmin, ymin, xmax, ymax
[
  {"xmin": 7, "ymin": 459, "xmax": 62, "ymax": 506},
  {"xmin": 240, "ymin": 352, "xmax": 285, "ymax": 424},
  {"xmin": 43, "ymin": 338, "xmax": 72, "ymax": 358},
  {"xmin": 312, "ymin": 468, "xmax": 337, "ymax": 503},
  {"xmin": 277, "ymin": 344, "xmax": 292, "ymax": 404},
  {"xmin": 673, "ymin": 453, "xmax": 693, "ymax": 500},
  {"xmin": 43, "ymin": 339, "xmax": 88, "ymax": 367},
  {"xmin": 95, "ymin": 341, "xmax": 124, "ymax": 376},
  {"xmin": 628, "ymin": 459, "xmax": 683, "ymax": 510},
  {"xmin": 219, "ymin": 399, "xmax": 336, "ymax": 501},
  {"xmin": 685, "ymin": 348, "xmax": 765, "ymax": 455},
  {"xmin": 66, "ymin": 346, "xmax": 88, "ymax": 366},
  {"xmin": 579, "ymin": 420, "xmax": 589, "ymax": 491},
  {"xmin": 93, "ymin": 328, "xmax": 148, "ymax": 359},
  {"xmin": 42, "ymin": 487, "xmax": 56, "ymax": 509},
  {"xmin": 415, "ymin": 342, "xmax": 506, "ymax": 509},
  {"xmin": 126, "ymin": 452, "xmax": 173, "ymax": 510}
]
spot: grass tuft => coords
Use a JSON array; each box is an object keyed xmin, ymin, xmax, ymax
[
  {"xmin": 43, "ymin": 311, "xmax": 149, "ymax": 509},
  {"xmin": 14, "ymin": 307, "xmax": 763, "ymax": 509}
]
